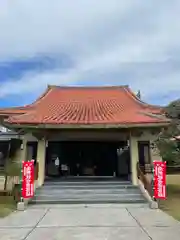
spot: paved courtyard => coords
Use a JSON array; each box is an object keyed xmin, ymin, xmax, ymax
[{"xmin": 0, "ymin": 203, "xmax": 180, "ymax": 239}]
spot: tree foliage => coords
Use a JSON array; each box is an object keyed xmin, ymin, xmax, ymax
[{"xmin": 156, "ymin": 99, "xmax": 180, "ymax": 165}]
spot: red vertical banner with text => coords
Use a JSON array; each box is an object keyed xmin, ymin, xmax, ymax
[
  {"xmin": 22, "ymin": 160, "xmax": 35, "ymax": 199},
  {"xmin": 153, "ymin": 161, "xmax": 166, "ymax": 200}
]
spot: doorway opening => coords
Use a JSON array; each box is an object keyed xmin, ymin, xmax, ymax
[{"xmin": 45, "ymin": 141, "xmax": 130, "ymax": 179}]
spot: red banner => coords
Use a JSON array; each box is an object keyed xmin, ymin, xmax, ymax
[
  {"xmin": 153, "ymin": 161, "xmax": 166, "ymax": 199},
  {"xmin": 22, "ymin": 160, "xmax": 35, "ymax": 199}
]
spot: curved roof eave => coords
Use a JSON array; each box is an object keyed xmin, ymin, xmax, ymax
[{"xmin": 1, "ymin": 85, "xmax": 167, "ymax": 125}]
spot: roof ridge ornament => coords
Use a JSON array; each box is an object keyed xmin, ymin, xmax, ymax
[{"xmin": 136, "ymin": 90, "xmax": 141, "ymax": 99}]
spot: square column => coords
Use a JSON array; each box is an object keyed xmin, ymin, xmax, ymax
[
  {"xmin": 129, "ymin": 135, "xmax": 139, "ymax": 185},
  {"xmin": 37, "ymin": 138, "xmax": 46, "ymax": 187}
]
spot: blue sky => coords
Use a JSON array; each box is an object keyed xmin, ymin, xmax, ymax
[{"xmin": 0, "ymin": 0, "xmax": 180, "ymax": 107}]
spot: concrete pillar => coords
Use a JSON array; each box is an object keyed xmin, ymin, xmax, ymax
[
  {"xmin": 37, "ymin": 138, "xmax": 46, "ymax": 187},
  {"xmin": 129, "ymin": 135, "xmax": 139, "ymax": 185}
]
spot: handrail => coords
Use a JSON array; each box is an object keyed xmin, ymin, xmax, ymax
[
  {"xmin": 34, "ymin": 162, "xmax": 39, "ymax": 180},
  {"xmin": 137, "ymin": 162, "xmax": 154, "ymax": 198}
]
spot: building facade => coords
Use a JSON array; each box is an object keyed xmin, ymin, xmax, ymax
[{"xmin": 0, "ymin": 85, "xmax": 170, "ymax": 187}]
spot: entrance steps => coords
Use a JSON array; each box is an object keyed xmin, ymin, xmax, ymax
[{"xmin": 31, "ymin": 177, "xmax": 146, "ymax": 204}]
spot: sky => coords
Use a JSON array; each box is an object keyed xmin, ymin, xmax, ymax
[{"xmin": 0, "ymin": 0, "xmax": 180, "ymax": 107}]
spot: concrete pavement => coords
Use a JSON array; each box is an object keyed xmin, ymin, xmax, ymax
[{"xmin": 0, "ymin": 204, "xmax": 180, "ymax": 239}]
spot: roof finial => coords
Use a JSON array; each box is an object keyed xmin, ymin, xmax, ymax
[{"xmin": 137, "ymin": 90, "xmax": 141, "ymax": 99}]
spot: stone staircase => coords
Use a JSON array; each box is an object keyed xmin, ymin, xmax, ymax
[{"xmin": 31, "ymin": 177, "xmax": 146, "ymax": 204}]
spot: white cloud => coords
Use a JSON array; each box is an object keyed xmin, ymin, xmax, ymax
[
  {"xmin": 0, "ymin": 0, "xmax": 135, "ymax": 60},
  {"xmin": 0, "ymin": 0, "xmax": 180, "ymax": 104}
]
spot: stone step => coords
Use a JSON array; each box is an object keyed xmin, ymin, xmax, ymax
[
  {"xmin": 44, "ymin": 181, "xmax": 132, "ymax": 186},
  {"xmin": 42, "ymin": 183, "xmax": 137, "ymax": 191},
  {"xmin": 35, "ymin": 188, "xmax": 140, "ymax": 195},
  {"xmin": 31, "ymin": 197, "xmax": 146, "ymax": 204},
  {"xmin": 45, "ymin": 177, "xmax": 131, "ymax": 184},
  {"xmin": 45, "ymin": 177, "xmax": 129, "ymax": 182},
  {"xmin": 35, "ymin": 192, "xmax": 142, "ymax": 198},
  {"xmin": 32, "ymin": 179, "xmax": 146, "ymax": 205},
  {"xmin": 43, "ymin": 181, "xmax": 132, "ymax": 187}
]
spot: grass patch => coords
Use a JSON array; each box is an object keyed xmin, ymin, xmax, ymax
[
  {"xmin": 159, "ymin": 184, "xmax": 180, "ymax": 221},
  {"xmin": 0, "ymin": 196, "xmax": 16, "ymax": 218}
]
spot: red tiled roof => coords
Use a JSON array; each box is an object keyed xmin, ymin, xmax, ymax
[
  {"xmin": 2, "ymin": 85, "xmax": 169, "ymax": 126},
  {"xmin": 0, "ymin": 107, "xmax": 28, "ymax": 116}
]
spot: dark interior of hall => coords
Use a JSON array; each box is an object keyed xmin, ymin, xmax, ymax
[{"xmin": 45, "ymin": 141, "xmax": 128, "ymax": 177}]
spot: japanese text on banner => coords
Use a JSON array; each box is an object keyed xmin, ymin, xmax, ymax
[
  {"xmin": 22, "ymin": 160, "xmax": 34, "ymax": 199},
  {"xmin": 153, "ymin": 161, "xmax": 166, "ymax": 199}
]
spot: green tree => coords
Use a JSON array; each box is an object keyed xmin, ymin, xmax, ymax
[{"xmin": 156, "ymin": 99, "xmax": 180, "ymax": 165}]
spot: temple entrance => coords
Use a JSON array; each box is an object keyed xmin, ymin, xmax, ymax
[{"xmin": 45, "ymin": 141, "xmax": 130, "ymax": 178}]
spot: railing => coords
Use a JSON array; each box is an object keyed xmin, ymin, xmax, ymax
[
  {"xmin": 0, "ymin": 175, "xmax": 20, "ymax": 198},
  {"xmin": 3, "ymin": 162, "xmax": 39, "ymax": 188},
  {"xmin": 34, "ymin": 162, "xmax": 39, "ymax": 180},
  {"xmin": 1, "ymin": 161, "xmax": 39, "ymax": 201},
  {"xmin": 137, "ymin": 162, "xmax": 154, "ymax": 198},
  {"xmin": 138, "ymin": 164, "xmax": 152, "ymax": 174},
  {"xmin": 6, "ymin": 176, "xmax": 20, "ymax": 189}
]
